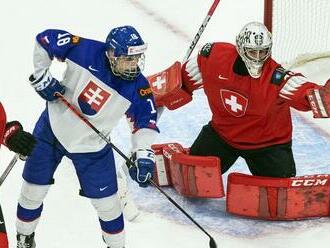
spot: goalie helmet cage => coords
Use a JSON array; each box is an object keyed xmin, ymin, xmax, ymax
[{"xmin": 264, "ymin": 0, "xmax": 330, "ymax": 67}]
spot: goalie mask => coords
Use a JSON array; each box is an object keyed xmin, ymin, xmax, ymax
[
  {"xmin": 236, "ymin": 22, "xmax": 272, "ymax": 78},
  {"xmin": 105, "ymin": 25, "xmax": 147, "ymax": 81}
]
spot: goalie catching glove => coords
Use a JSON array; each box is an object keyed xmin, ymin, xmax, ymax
[
  {"xmin": 128, "ymin": 149, "xmax": 155, "ymax": 187},
  {"xmin": 3, "ymin": 121, "xmax": 36, "ymax": 156},
  {"xmin": 307, "ymin": 80, "xmax": 330, "ymax": 118},
  {"xmin": 29, "ymin": 69, "xmax": 65, "ymax": 101}
]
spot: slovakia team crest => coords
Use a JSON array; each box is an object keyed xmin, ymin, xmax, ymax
[
  {"xmin": 220, "ymin": 89, "xmax": 248, "ymax": 117},
  {"xmin": 78, "ymin": 81, "xmax": 111, "ymax": 115}
]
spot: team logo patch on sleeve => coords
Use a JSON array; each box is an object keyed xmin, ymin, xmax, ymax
[
  {"xmin": 271, "ymin": 66, "xmax": 286, "ymax": 85},
  {"xmin": 200, "ymin": 43, "xmax": 214, "ymax": 57},
  {"xmin": 139, "ymin": 86, "xmax": 153, "ymax": 97},
  {"xmin": 40, "ymin": 35, "xmax": 50, "ymax": 45},
  {"xmin": 78, "ymin": 81, "xmax": 111, "ymax": 115},
  {"xmin": 71, "ymin": 35, "xmax": 81, "ymax": 44}
]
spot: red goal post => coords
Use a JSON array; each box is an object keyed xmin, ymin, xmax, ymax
[{"xmin": 264, "ymin": 0, "xmax": 330, "ymax": 68}]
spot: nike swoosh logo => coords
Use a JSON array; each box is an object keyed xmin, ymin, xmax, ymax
[
  {"xmin": 88, "ymin": 65, "xmax": 98, "ymax": 72},
  {"xmin": 99, "ymin": 186, "xmax": 109, "ymax": 191},
  {"xmin": 218, "ymin": 75, "xmax": 229, "ymax": 80},
  {"xmin": 0, "ymin": 221, "xmax": 4, "ymax": 224}
]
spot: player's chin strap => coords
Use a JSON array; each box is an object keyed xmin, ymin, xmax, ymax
[
  {"xmin": 55, "ymin": 92, "xmax": 217, "ymax": 248},
  {"xmin": 0, "ymin": 154, "xmax": 26, "ymax": 187}
]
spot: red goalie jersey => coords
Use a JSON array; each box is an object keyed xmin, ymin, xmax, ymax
[
  {"xmin": 0, "ymin": 102, "xmax": 6, "ymax": 146},
  {"xmin": 0, "ymin": 101, "xmax": 8, "ymax": 248},
  {"xmin": 181, "ymin": 42, "xmax": 320, "ymax": 149}
]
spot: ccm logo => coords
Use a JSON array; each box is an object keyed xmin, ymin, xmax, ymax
[{"xmin": 291, "ymin": 178, "xmax": 328, "ymax": 187}]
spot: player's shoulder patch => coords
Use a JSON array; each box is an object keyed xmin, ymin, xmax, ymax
[
  {"xmin": 271, "ymin": 66, "xmax": 287, "ymax": 85},
  {"xmin": 138, "ymin": 86, "xmax": 153, "ymax": 98},
  {"xmin": 71, "ymin": 35, "xmax": 81, "ymax": 44},
  {"xmin": 200, "ymin": 43, "xmax": 214, "ymax": 57}
]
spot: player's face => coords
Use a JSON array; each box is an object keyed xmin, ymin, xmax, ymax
[
  {"xmin": 245, "ymin": 48, "xmax": 270, "ymax": 63},
  {"xmin": 107, "ymin": 50, "xmax": 145, "ymax": 80},
  {"xmin": 116, "ymin": 54, "xmax": 141, "ymax": 71}
]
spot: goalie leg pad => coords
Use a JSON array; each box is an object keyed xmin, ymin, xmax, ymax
[
  {"xmin": 227, "ymin": 172, "xmax": 330, "ymax": 220},
  {"xmin": 152, "ymin": 143, "xmax": 224, "ymax": 198},
  {"xmin": 152, "ymin": 143, "xmax": 178, "ymax": 186},
  {"xmin": 171, "ymin": 153, "xmax": 224, "ymax": 198}
]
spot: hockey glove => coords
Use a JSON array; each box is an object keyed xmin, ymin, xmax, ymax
[
  {"xmin": 307, "ymin": 80, "xmax": 330, "ymax": 118},
  {"xmin": 3, "ymin": 121, "xmax": 36, "ymax": 156},
  {"xmin": 29, "ymin": 69, "xmax": 65, "ymax": 101},
  {"xmin": 128, "ymin": 149, "xmax": 155, "ymax": 187}
]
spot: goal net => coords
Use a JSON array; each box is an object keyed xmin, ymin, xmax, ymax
[
  {"xmin": 264, "ymin": 0, "xmax": 330, "ymax": 68},
  {"xmin": 264, "ymin": 0, "xmax": 330, "ymax": 134}
]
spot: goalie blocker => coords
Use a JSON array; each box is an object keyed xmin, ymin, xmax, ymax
[
  {"xmin": 152, "ymin": 143, "xmax": 224, "ymax": 198},
  {"xmin": 227, "ymin": 172, "xmax": 330, "ymax": 220},
  {"xmin": 147, "ymin": 62, "xmax": 193, "ymax": 110}
]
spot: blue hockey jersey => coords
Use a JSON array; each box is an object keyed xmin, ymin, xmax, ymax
[{"xmin": 32, "ymin": 29, "xmax": 159, "ymax": 153}]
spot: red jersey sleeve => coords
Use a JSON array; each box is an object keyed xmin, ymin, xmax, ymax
[
  {"xmin": 181, "ymin": 55, "xmax": 204, "ymax": 94},
  {"xmin": 279, "ymin": 71, "xmax": 321, "ymax": 111},
  {"xmin": 0, "ymin": 102, "xmax": 7, "ymax": 144}
]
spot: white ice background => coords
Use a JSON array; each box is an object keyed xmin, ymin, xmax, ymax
[{"xmin": 0, "ymin": 0, "xmax": 330, "ymax": 247}]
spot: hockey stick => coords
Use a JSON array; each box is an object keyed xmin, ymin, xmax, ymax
[
  {"xmin": 182, "ymin": 0, "xmax": 220, "ymax": 62},
  {"xmin": 55, "ymin": 92, "xmax": 217, "ymax": 248},
  {"xmin": 154, "ymin": 0, "xmax": 220, "ymax": 120},
  {"xmin": 0, "ymin": 154, "xmax": 20, "ymax": 187}
]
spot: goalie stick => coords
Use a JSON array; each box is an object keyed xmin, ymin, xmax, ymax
[
  {"xmin": 152, "ymin": 0, "xmax": 221, "ymax": 117},
  {"xmin": 55, "ymin": 92, "xmax": 218, "ymax": 248},
  {"xmin": 183, "ymin": 0, "xmax": 220, "ymax": 62}
]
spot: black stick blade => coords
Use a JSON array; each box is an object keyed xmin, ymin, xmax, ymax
[{"xmin": 209, "ymin": 237, "xmax": 217, "ymax": 248}]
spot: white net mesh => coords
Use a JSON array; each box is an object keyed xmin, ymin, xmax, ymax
[{"xmin": 270, "ymin": 0, "xmax": 330, "ymax": 65}]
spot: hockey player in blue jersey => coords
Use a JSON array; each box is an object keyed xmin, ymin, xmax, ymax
[{"xmin": 16, "ymin": 26, "xmax": 159, "ymax": 248}]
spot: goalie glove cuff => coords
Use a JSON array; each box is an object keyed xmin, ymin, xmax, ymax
[{"xmin": 307, "ymin": 83, "xmax": 330, "ymax": 118}]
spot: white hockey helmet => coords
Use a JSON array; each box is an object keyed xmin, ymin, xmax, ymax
[{"xmin": 236, "ymin": 22, "xmax": 272, "ymax": 78}]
